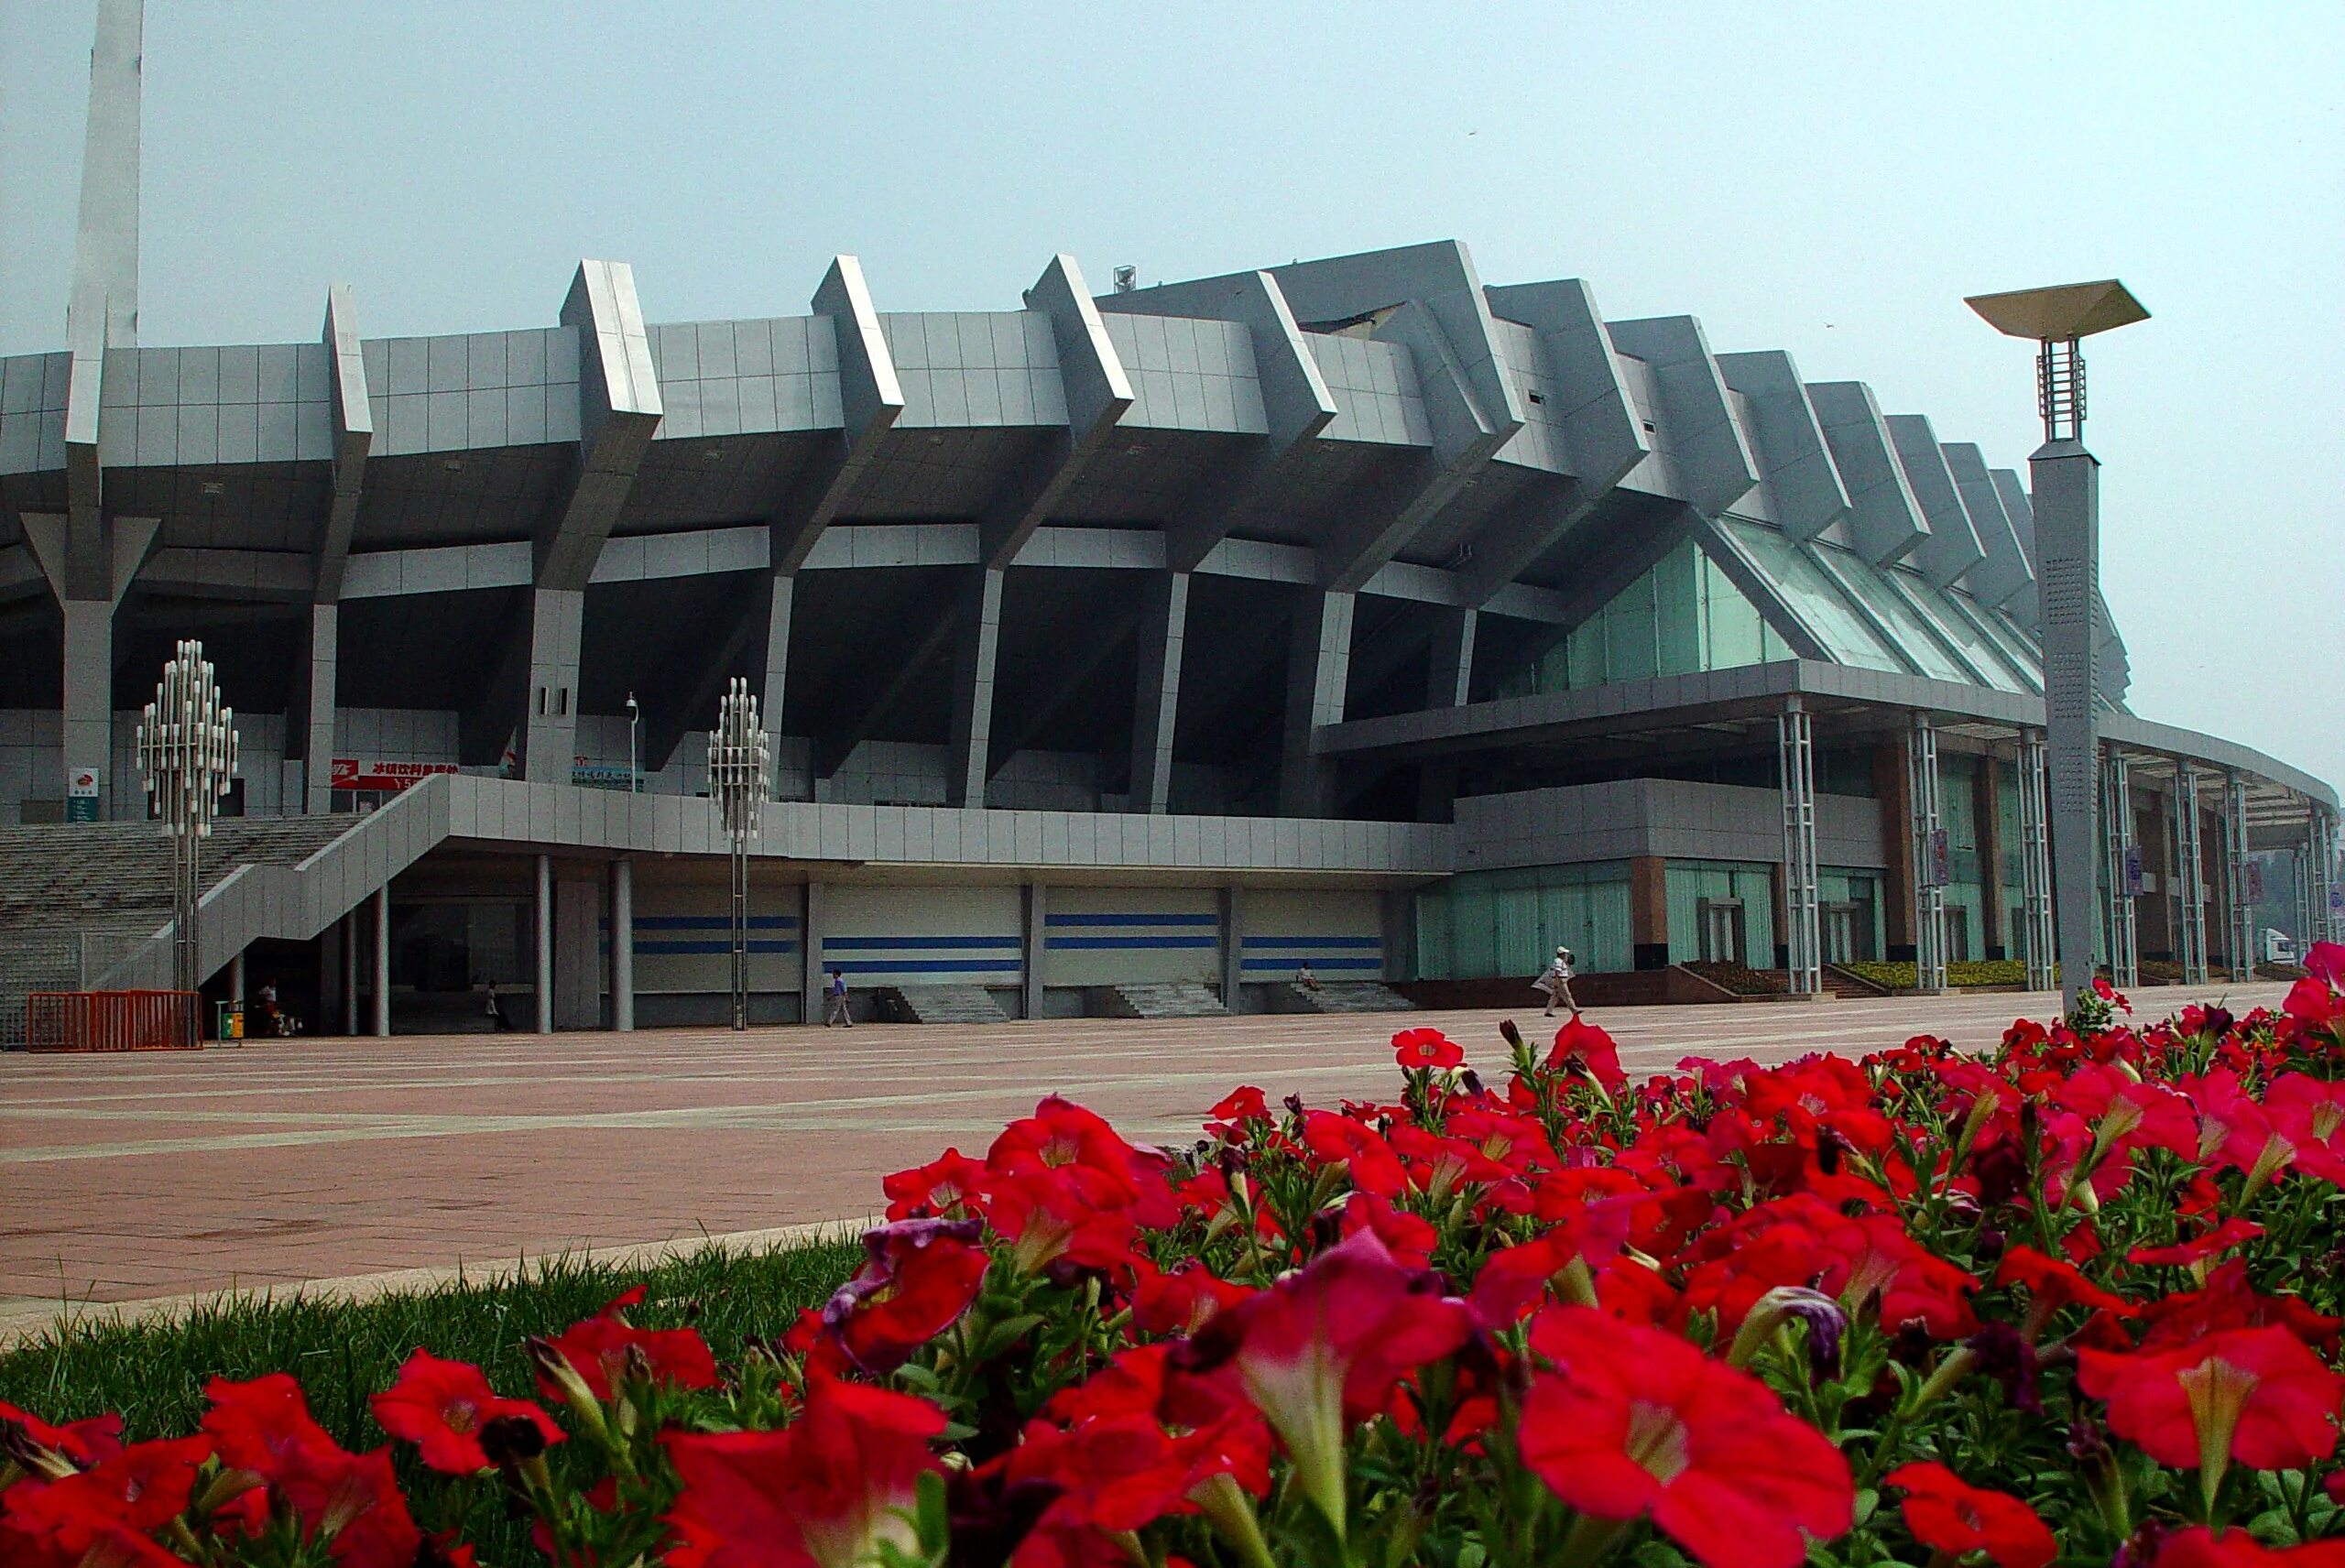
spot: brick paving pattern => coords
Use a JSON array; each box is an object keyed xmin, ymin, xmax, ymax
[{"xmin": 1, "ymin": 983, "xmax": 2290, "ymax": 1334}]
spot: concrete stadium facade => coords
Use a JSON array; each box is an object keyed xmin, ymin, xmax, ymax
[{"xmin": 1, "ymin": 1, "xmax": 2336, "ymax": 1036}]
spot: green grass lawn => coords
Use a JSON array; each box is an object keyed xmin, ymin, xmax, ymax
[{"xmin": 0, "ymin": 1235, "xmax": 862, "ymax": 1560}]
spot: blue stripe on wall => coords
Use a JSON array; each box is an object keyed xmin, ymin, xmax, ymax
[
  {"xmin": 827, "ymin": 959, "xmax": 1020, "ymax": 975},
  {"xmin": 1045, "ymin": 935, "xmax": 1218, "ymax": 951},
  {"xmin": 1245, "ymin": 935, "xmax": 1380, "ymax": 950},
  {"xmin": 1043, "ymin": 912, "xmax": 1218, "ymax": 928},
  {"xmin": 823, "ymin": 935, "xmax": 1021, "ymax": 952},
  {"xmin": 1241, "ymin": 956, "xmax": 1384, "ymax": 972},
  {"xmin": 638, "ymin": 940, "xmax": 801, "ymax": 956},
  {"xmin": 636, "ymin": 914, "xmax": 798, "ymax": 931}
]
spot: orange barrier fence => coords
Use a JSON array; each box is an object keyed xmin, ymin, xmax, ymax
[{"xmin": 26, "ymin": 990, "xmax": 203, "ymax": 1052}]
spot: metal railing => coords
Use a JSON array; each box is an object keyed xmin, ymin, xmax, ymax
[{"xmin": 27, "ymin": 989, "xmax": 202, "ymax": 1051}]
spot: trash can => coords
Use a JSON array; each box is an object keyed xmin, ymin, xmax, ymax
[{"xmin": 213, "ymin": 1002, "xmax": 245, "ymax": 1041}]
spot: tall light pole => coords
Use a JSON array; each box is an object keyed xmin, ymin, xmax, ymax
[
  {"xmin": 1965, "ymin": 279, "xmax": 2148, "ymax": 1015},
  {"xmin": 136, "ymin": 640, "xmax": 240, "ymax": 1005},
  {"xmin": 708, "ymin": 679, "xmax": 768, "ymax": 1030},
  {"xmin": 626, "ymin": 691, "xmax": 640, "ymax": 794}
]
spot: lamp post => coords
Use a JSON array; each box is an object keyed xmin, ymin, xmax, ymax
[
  {"xmin": 1965, "ymin": 279, "xmax": 2148, "ymax": 1015},
  {"xmin": 708, "ymin": 678, "xmax": 768, "ymax": 1030},
  {"xmin": 135, "ymin": 640, "xmax": 240, "ymax": 1011},
  {"xmin": 626, "ymin": 691, "xmax": 640, "ymax": 794}
]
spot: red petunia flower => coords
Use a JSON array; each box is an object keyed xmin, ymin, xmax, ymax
[
  {"xmin": 2128, "ymin": 1218, "xmax": 2265, "ymax": 1269},
  {"xmin": 1519, "ymin": 1306, "xmax": 1853, "ymax": 1568},
  {"xmin": 821, "ymin": 1217, "xmax": 990, "ymax": 1373},
  {"xmin": 1173, "ymin": 1228, "xmax": 1469, "ymax": 1534},
  {"xmin": 1207, "ymin": 1085, "xmax": 1270, "ymax": 1126},
  {"xmin": 0, "ymin": 1435, "xmax": 213, "ymax": 1564},
  {"xmin": 1547, "ymin": 1017, "xmax": 1627, "ymax": 1090},
  {"xmin": 2078, "ymin": 1326, "xmax": 2343, "ymax": 1483},
  {"xmin": 1884, "ymin": 1462, "xmax": 2056, "ymax": 1568},
  {"xmin": 662, "ymin": 1374, "xmax": 945, "ymax": 1568},
  {"xmin": 1129, "ymin": 1258, "xmax": 1253, "ymax": 1338},
  {"xmin": 2154, "ymin": 1524, "xmax": 2345, "ymax": 1568},
  {"xmin": 201, "ymin": 1374, "xmax": 421, "ymax": 1567},
  {"xmin": 881, "ymin": 1149, "xmax": 989, "ymax": 1221},
  {"xmin": 1393, "ymin": 1027, "xmax": 1464, "ymax": 1070},
  {"xmin": 538, "ymin": 1286, "xmax": 721, "ymax": 1401},
  {"xmin": 0, "ymin": 1399, "xmax": 124, "ymax": 1468},
  {"xmin": 370, "ymin": 1350, "xmax": 564, "ymax": 1475},
  {"xmin": 1997, "ymin": 1246, "xmax": 2133, "ymax": 1320}
]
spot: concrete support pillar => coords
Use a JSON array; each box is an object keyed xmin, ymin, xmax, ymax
[
  {"xmin": 1630, "ymin": 855, "xmax": 1670, "ymax": 970},
  {"xmin": 801, "ymin": 881, "xmax": 825, "ymax": 1024},
  {"xmin": 319, "ymin": 918, "xmax": 342, "ymax": 1031},
  {"xmin": 229, "ymin": 950, "xmax": 245, "ymax": 1011},
  {"xmin": 2102, "ymin": 748, "xmax": 2140, "ymax": 986},
  {"xmin": 1278, "ymin": 589, "xmax": 1354, "ymax": 818},
  {"xmin": 519, "ymin": 588, "xmax": 585, "ymax": 782},
  {"xmin": 2174, "ymin": 766, "xmax": 2208, "ymax": 985},
  {"xmin": 1218, "ymin": 886, "xmax": 1245, "ymax": 1011},
  {"xmin": 946, "ymin": 568, "xmax": 1006, "ymax": 807},
  {"xmin": 1128, "ymin": 571, "xmax": 1189, "ymax": 814},
  {"xmin": 1021, "ymin": 883, "xmax": 1046, "ymax": 1020},
  {"xmin": 2017, "ymin": 731, "xmax": 2057, "ymax": 990},
  {"xmin": 612, "ymin": 857, "xmax": 635, "ymax": 1031},
  {"xmin": 534, "ymin": 853, "xmax": 553, "ymax": 1034},
  {"xmin": 2031, "ymin": 440, "xmax": 2103, "ymax": 1014},
  {"xmin": 2223, "ymin": 776, "xmax": 2254, "ymax": 982},
  {"xmin": 344, "ymin": 909, "xmax": 359, "ymax": 1036},
  {"xmin": 1907, "ymin": 714, "xmax": 1949, "ymax": 993},
  {"xmin": 758, "ymin": 574, "xmax": 795, "ymax": 795},
  {"xmin": 1778, "ymin": 700, "xmax": 1820, "ymax": 996},
  {"xmin": 1976, "ymin": 753, "xmax": 2007, "ymax": 960},
  {"xmin": 61, "ymin": 599, "xmax": 117, "ymax": 819},
  {"xmin": 1425, "ymin": 606, "xmax": 1478, "ymax": 709},
  {"xmin": 298, "ymin": 603, "xmax": 339, "ymax": 814},
  {"xmin": 1876, "ymin": 742, "xmax": 1917, "ymax": 959},
  {"xmin": 553, "ymin": 867, "xmax": 599, "ymax": 1029},
  {"xmin": 371, "ymin": 886, "xmax": 391, "ymax": 1037}
]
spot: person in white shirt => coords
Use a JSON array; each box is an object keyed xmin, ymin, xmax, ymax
[{"xmin": 1537, "ymin": 946, "xmax": 1579, "ymax": 1018}]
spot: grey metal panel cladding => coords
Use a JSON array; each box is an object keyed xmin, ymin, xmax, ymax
[
  {"xmin": 1603, "ymin": 315, "xmax": 1759, "ymax": 517},
  {"xmin": 1098, "ymin": 271, "xmax": 1329, "ymax": 444},
  {"xmin": 1022, "ymin": 256, "xmax": 1133, "ymax": 436},
  {"xmin": 1941, "ymin": 441, "xmax": 2032, "ymax": 608},
  {"xmin": 1805, "ymin": 381, "xmax": 1928, "ymax": 565},
  {"xmin": 1265, "ymin": 240, "xmax": 1524, "ymax": 435},
  {"xmin": 1484, "ymin": 281, "xmax": 1648, "ymax": 495},
  {"xmin": 1095, "ymin": 312, "xmax": 1267, "ymax": 434},
  {"xmin": 1715, "ymin": 350, "xmax": 1849, "ymax": 540}
]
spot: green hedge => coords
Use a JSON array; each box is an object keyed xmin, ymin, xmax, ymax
[{"xmin": 1838, "ymin": 957, "xmax": 2036, "ymax": 990}]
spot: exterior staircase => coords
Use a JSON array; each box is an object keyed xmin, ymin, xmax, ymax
[
  {"xmin": 879, "ymin": 985, "xmax": 1009, "ymax": 1024},
  {"xmin": 1822, "ymin": 964, "xmax": 1892, "ymax": 999},
  {"xmin": 1272, "ymin": 980, "xmax": 1416, "ymax": 1014},
  {"xmin": 1088, "ymin": 981, "xmax": 1228, "ymax": 1018}
]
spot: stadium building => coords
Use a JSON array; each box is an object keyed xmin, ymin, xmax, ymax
[{"xmin": 2, "ymin": 4, "xmax": 2337, "ymax": 1038}]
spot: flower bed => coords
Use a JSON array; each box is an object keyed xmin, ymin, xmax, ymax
[
  {"xmin": 1840, "ymin": 958, "xmax": 2037, "ymax": 992},
  {"xmin": 7, "ymin": 955, "xmax": 2345, "ymax": 1568}
]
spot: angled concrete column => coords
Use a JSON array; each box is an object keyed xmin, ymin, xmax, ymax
[
  {"xmin": 1717, "ymin": 350, "xmax": 1849, "ymax": 542},
  {"xmin": 295, "ymin": 603, "xmax": 339, "ymax": 813},
  {"xmin": 612, "ymin": 857, "xmax": 636, "ymax": 1031},
  {"xmin": 946, "ymin": 568, "xmax": 1006, "ymax": 807},
  {"xmin": 518, "ymin": 587, "xmax": 585, "ymax": 781},
  {"xmin": 774, "ymin": 257, "xmax": 904, "ymax": 575},
  {"xmin": 1129, "ymin": 571, "xmax": 1190, "ymax": 814},
  {"xmin": 1808, "ymin": 382, "xmax": 1929, "ymax": 565},
  {"xmin": 371, "ymin": 886, "xmax": 391, "ymax": 1037},
  {"xmin": 534, "ymin": 854, "xmax": 554, "ymax": 1034},
  {"xmin": 756, "ymin": 573, "xmax": 795, "ymax": 791},
  {"xmin": 1425, "ymin": 606, "xmax": 1478, "ymax": 709},
  {"xmin": 986, "ymin": 256, "xmax": 1133, "ymax": 568},
  {"xmin": 26, "ymin": 513, "xmax": 157, "ymax": 818},
  {"xmin": 313, "ymin": 285, "xmax": 373, "ymax": 604},
  {"xmin": 1278, "ymin": 590, "xmax": 1354, "ymax": 817},
  {"xmin": 1021, "ymin": 883, "xmax": 1046, "ymax": 1020},
  {"xmin": 1885, "ymin": 416, "xmax": 1984, "ymax": 590}
]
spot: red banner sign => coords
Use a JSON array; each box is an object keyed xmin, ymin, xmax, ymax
[{"xmin": 330, "ymin": 758, "xmax": 458, "ymax": 793}]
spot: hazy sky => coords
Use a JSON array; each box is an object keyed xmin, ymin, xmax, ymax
[{"xmin": 3, "ymin": 3, "xmax": 2339, "ymax": 794}]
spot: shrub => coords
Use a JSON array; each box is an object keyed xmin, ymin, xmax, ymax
[{"xmin": 6, "ymin": 953, "xmax": 2345, "ymax": 1568}]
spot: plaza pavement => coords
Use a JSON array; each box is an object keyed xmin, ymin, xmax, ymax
[{"xmin": 0, "ymin": 981, "xmax": 2295, "ymax": 1342}]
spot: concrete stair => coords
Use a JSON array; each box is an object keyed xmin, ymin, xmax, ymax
[
  {"xmin": 1272, "ymin": 980, "xmax": 1416, "ymax": 1014},
  {"xmin": 1088, "ymin": 981, "xmax": 1228, "ymax": 1018},
  {"xmin": 879, "ymin": 985, "xmax": 1009, "ymax": 1024}
]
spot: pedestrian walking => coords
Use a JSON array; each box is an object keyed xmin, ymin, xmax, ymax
[
  {"xmin": 485, "ymin": 981, "xmax": 518, "ymax": 1032},
  {"xmin": 1537, "ymin": 946, "xmax": 1579, "ymax": 1018},
  {"xmin": 824, "ymin": 968, "xmax": 854, "ymax": 1028}
]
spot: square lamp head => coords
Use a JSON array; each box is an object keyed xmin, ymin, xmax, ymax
[{"xmin": 1965, "ymin": 279, "xmax": 2149, "ymax": 343}]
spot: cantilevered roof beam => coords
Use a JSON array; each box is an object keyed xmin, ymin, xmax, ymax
[
  {"xmin": 1942, "ymin": 442, "xmax": 2032, "ymax": 609},
  {"xmin": 1806, "ymin": 381, "xmax": 1929, "ymax": 565},
  {"xmin": 312, "ymin": 284, "xmax": 373, "ymax": 603},
  {"xmin": 1098, "ymin": 269, "xmax": 1336, "ymax": 572},
  {"xmin": 1716, "ymin": 350, "xmax": 1849, "ymax": 541},
  {"xmin": 980, "ymin": 254, "xmax": 1134, "ymax": 569},
  {"xmin": 1605, "ymin": 315, "xmax": 1761, "ymax": 518},
  {"xmin": 772, "ymin": 256, "xmax": 904, "ymax": 575},
  {"xmin": 1885, "ymin": 414, "xmax": 1984, "ymax": 590}
]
